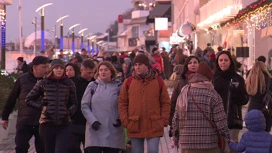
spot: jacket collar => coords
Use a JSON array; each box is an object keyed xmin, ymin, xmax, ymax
[{"xmin": 132, "ymin": 69, "xmax": 158, "ymax": 81}]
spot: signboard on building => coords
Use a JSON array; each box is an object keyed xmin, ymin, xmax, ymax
[{"xmin": 155, "ymin": 18, "xmax": 168, "ymax": 30}]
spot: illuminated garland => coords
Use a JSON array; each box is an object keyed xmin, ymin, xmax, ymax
[{"xmin": 209, "ymin": 0, "xmax": 272, "ymax": 30}]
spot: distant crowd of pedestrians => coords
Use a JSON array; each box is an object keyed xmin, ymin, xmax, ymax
[{"xmin": 2, "ymin": 45, "xmax": 272, "ymax": 153}]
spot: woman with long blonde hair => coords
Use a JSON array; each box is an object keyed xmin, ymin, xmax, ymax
[{"xmin": 246, "ymin": 61, "xmax": 272, "ymax": 132}]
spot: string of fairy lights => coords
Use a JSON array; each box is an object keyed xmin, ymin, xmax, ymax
[
  {"xmin": 208, "ymin": 0, "xmax": 272, "ymax": 33},
  {"xmin": 133, "ymin": 0, "xmax": 155, "ymax": 10}
]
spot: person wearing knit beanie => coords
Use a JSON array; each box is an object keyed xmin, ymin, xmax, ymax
[
  {"xmin": 47, "ymin": 59, "xmax": 65, "ymax": 78},
  {"xmin": 133, "ymin": 54, "xmax": 150, "ymax": 67},
  {"xmin": 50, "ymin": 59, "xmax": 65, "ymax": 70},
  {"xmin": 196, "ymin": 62, "xmax": 213, "ymax": 80}
]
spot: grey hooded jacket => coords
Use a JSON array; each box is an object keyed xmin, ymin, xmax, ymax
[{"xmin": 81, "ymin": 78, "xmax": 125, "ymax": 150}]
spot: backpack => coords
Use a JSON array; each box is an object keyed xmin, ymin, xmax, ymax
[
  {"xmin": 262, "ymin": 78, "xmax": 272, "ymax": 117},
  {"xmin": 125, "ymin": 76, "xmax": 164, "ymax": 96},
  {"xmin": 90, "ymin": 81, "xmax": 98, "ymax": 96}
]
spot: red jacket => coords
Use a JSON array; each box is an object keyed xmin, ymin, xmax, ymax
[{"xmin": 152, "ymin": 54, "xmax": 164, "ymax": 73}]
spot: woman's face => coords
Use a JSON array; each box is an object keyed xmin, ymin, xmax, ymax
[
  {"xmin": 98, "ymin": 65, "xmax": 112, "ymax": 82},
  {"xmin": 53, "ymin": 66, "xmax": 65, "ymax": 78},
  {"xmin": 187, "ymin": 58, "xmax": 199, "ymax": 72},
  {"xmin": 65, "ymin": 65, "xmax": 75, "ymax": 78},
  {"xmin": 218, "ymin": 54, "xmax": 231, "ymax": 71}
]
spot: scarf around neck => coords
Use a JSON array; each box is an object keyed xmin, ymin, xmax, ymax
[{"xmin": 176, "ymin": 73, "xmax": 214, "ymax": 119}]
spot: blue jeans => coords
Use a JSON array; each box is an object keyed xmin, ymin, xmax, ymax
[{"xmin": 131, "ymin": 137, "xmax": 160, "ymax": 153}]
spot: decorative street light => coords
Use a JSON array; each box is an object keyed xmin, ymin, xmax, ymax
[
  {"xmin": 68, "ymin": 23, "xmax": 80, "ymax": 53},
  {"xmin": 56, "ymin": 15, "xmax": 69, "ymax": 50},
  {"xmin": 31, "ymin": 17, "xmax": 37, "ymax": 55},
  {"xmin": 35, "ymin": 3, "xmax": 53, "ymax": 51},
  {"xmin": 78, "ymin": 28, "xmax": 88, "ymax": 50},
  {"xmin": 0, "ymin": 6, "xmax": 6, "ymax": 69},
  {"xmin": 87, "ymin": 35, "xmax": 96, "ymax": 55}
]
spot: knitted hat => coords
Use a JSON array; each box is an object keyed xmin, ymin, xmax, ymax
[
  {"xmin": 17, "ymin": 57, "xmax": 24, "ymax": 62},
  {"xmin": 196, "ymin": 62, "xmax": 213, "ymax": 80},
  {"xmin": 50, "ymin": 59, "xmax": 65, "ymax": 70},
  {"xmin": 133, "ymin": 54, "xmax": 150, "ymax": 67}
]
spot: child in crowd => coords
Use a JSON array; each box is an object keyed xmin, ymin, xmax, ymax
[
  {"xmin": 228, "ymin": 109, "xmax": 272, "ymax": 153},
  {"xmin": 169, "ymin": 64, "xmax": 183, "ymax": 81}
]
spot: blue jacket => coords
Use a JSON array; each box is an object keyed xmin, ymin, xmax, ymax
[{"xmin": 229, "ymin": 109, "xmax": 272, "ymax": 153}]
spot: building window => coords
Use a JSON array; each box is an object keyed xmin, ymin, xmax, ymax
[{"xmin": 132, "ymin": 26, "xmax": 139, "ymax": 38}]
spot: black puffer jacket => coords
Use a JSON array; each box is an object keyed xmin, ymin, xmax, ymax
[
  {"xmin": 1, "ymin": 71, "xmax": 42, "ymax": 125},
  {"xmin": 26, "ymin": 77, "xmax": 77, "ymax": 125}
]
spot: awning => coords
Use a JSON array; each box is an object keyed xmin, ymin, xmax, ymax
[
  {"xmin": 149, "ymin": 2, "xmax": 171, "ymax": 18},
  {"xmin": 131, "ymin": 17, "xmax": 147, "ymax": 24},
  {"xmin": 119, "ymin": 28, "xmax": 132, "ymax": 37},
  {"xmin": 113, "ymin": 28, "xmax": 132, "ymax": 38}
]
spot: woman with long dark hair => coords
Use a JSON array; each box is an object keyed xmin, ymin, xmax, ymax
[
  {"xmin": 169, "ymin": 56, "xmax": 200, "ymax": 135},
  {"xmin": 213, "ymin": 51, "xmax": 248, "ymax": 153}
]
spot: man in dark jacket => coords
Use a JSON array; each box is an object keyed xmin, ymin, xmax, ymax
[
  {"xmin": 1, "ymin": 56, "xmax": 50, "ymax": 153},
  {"xmin": 16, "ymin": 57, "xmax": 29, "ymax": 74},
  {"xmin": 68, "ymin": 59, "xmax": 96, "ymax": 153}
]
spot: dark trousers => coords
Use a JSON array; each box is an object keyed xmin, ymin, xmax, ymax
[
  {"xmin": 39, "ymin": 124, "xmax": 71, "ymax": 153},
  {"xmin": 68, "ymin": 124, "xmax": 85, "ymax": 153},
  {"xmin": 15, "ymin": 125, "xmax": 44, "ymax": 153},
  {"xmin": 85, "ymin": 147, "xmax": 120, "ymax": 153}
]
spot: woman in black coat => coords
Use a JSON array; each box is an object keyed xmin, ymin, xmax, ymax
[
  {"xmin": 213, "ymin": 51, "xmax": 248, "ymax": 147},
  {"xmin": 246, "ymin": 61, "xmax": 272, "ymax": 132}
]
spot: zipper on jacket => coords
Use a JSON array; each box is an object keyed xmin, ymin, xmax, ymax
[{"xmin": 56, "ymin": 80, "xmax": 59, "ymax": 121}]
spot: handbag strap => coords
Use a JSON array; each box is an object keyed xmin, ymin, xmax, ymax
[{"xmin": 188, "ymin": 86, "xmax": 219, "ymax": 134}]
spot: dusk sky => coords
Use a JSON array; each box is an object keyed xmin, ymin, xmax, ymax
[{"xmin": 5, "ymin": 0, "xmax": 133, "ymax": 42}]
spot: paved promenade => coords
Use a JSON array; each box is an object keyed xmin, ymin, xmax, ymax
[
  {"xmin": 0, "ymin": 124, "xmax": 173, "ymax": 153},
  {"xmin": 0, "ymin": 109, "xmax": 248, "ymax": 153},
  {"xmin": 0, "ymin": 88, "xmax": 250, "ymax": 153}
]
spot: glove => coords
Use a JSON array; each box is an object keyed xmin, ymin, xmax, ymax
[
  {"xmin": 113, "ymin": 119, "xmax": 121, "ymax": 127},
  {"xmin": 91, "ymin": 121, "xmax": 101, "ymax": 131}
]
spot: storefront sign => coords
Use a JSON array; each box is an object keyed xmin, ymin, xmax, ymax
[{"xmin": 155, "ymin": 18, "xmax": 168, "ymax": 30}]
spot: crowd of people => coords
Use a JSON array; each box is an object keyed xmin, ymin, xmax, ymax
[{"xmin": 2, "ymin": 45, "xmax": 272, "ymax": 153}]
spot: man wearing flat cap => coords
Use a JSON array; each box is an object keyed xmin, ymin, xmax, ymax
[
  {"xmin": 118, "ymin": 54, "xmax": 170, "ymax": 153},
  {"xmin": 1, "ymin": 56, "xmax": 51, "ymax": 153}
]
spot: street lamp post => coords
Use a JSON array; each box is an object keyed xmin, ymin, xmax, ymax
[
  {"xmin": 35, "ymin": 3, "xmax": 53, "ymax": 51},
  {"xmin": 78, "ymin": 28, "xmax": 88, "ymax": 50},
  {"xmin": 0, "ymin": 6, "xmax": 6, "ymax": 69},
  {"xmin": 31, "ymin": 17, "xmax": 37, "ymax": 55},
  {"xmin": 87, "ymin": 35, "xmax": 96, "ymax": 55},
  {"xmin": 56, "ymin": 15, "xmax": 69, "ymax": 50},
  {"xmin": 68, "ymin": 24, "xmax": 80, "ymax": 53}
]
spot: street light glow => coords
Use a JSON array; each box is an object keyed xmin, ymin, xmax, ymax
[
  {"xmin": 35, "ymin": 3, "xmax": 53, "ymax": 13},
  {"xmin": 78, "ymin": 28, "xmax": 88, "ymax": 34},
  {"xmin": 69, "ymin": 24, "xmax": 80, "ymax": 30},
  {"xmin": 88, "ymin": 35, "xmax": 97, "ymax": 40},
  {"xmin": 56, "ymin": 15, "xmax": 69, "ymax": 23}
]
